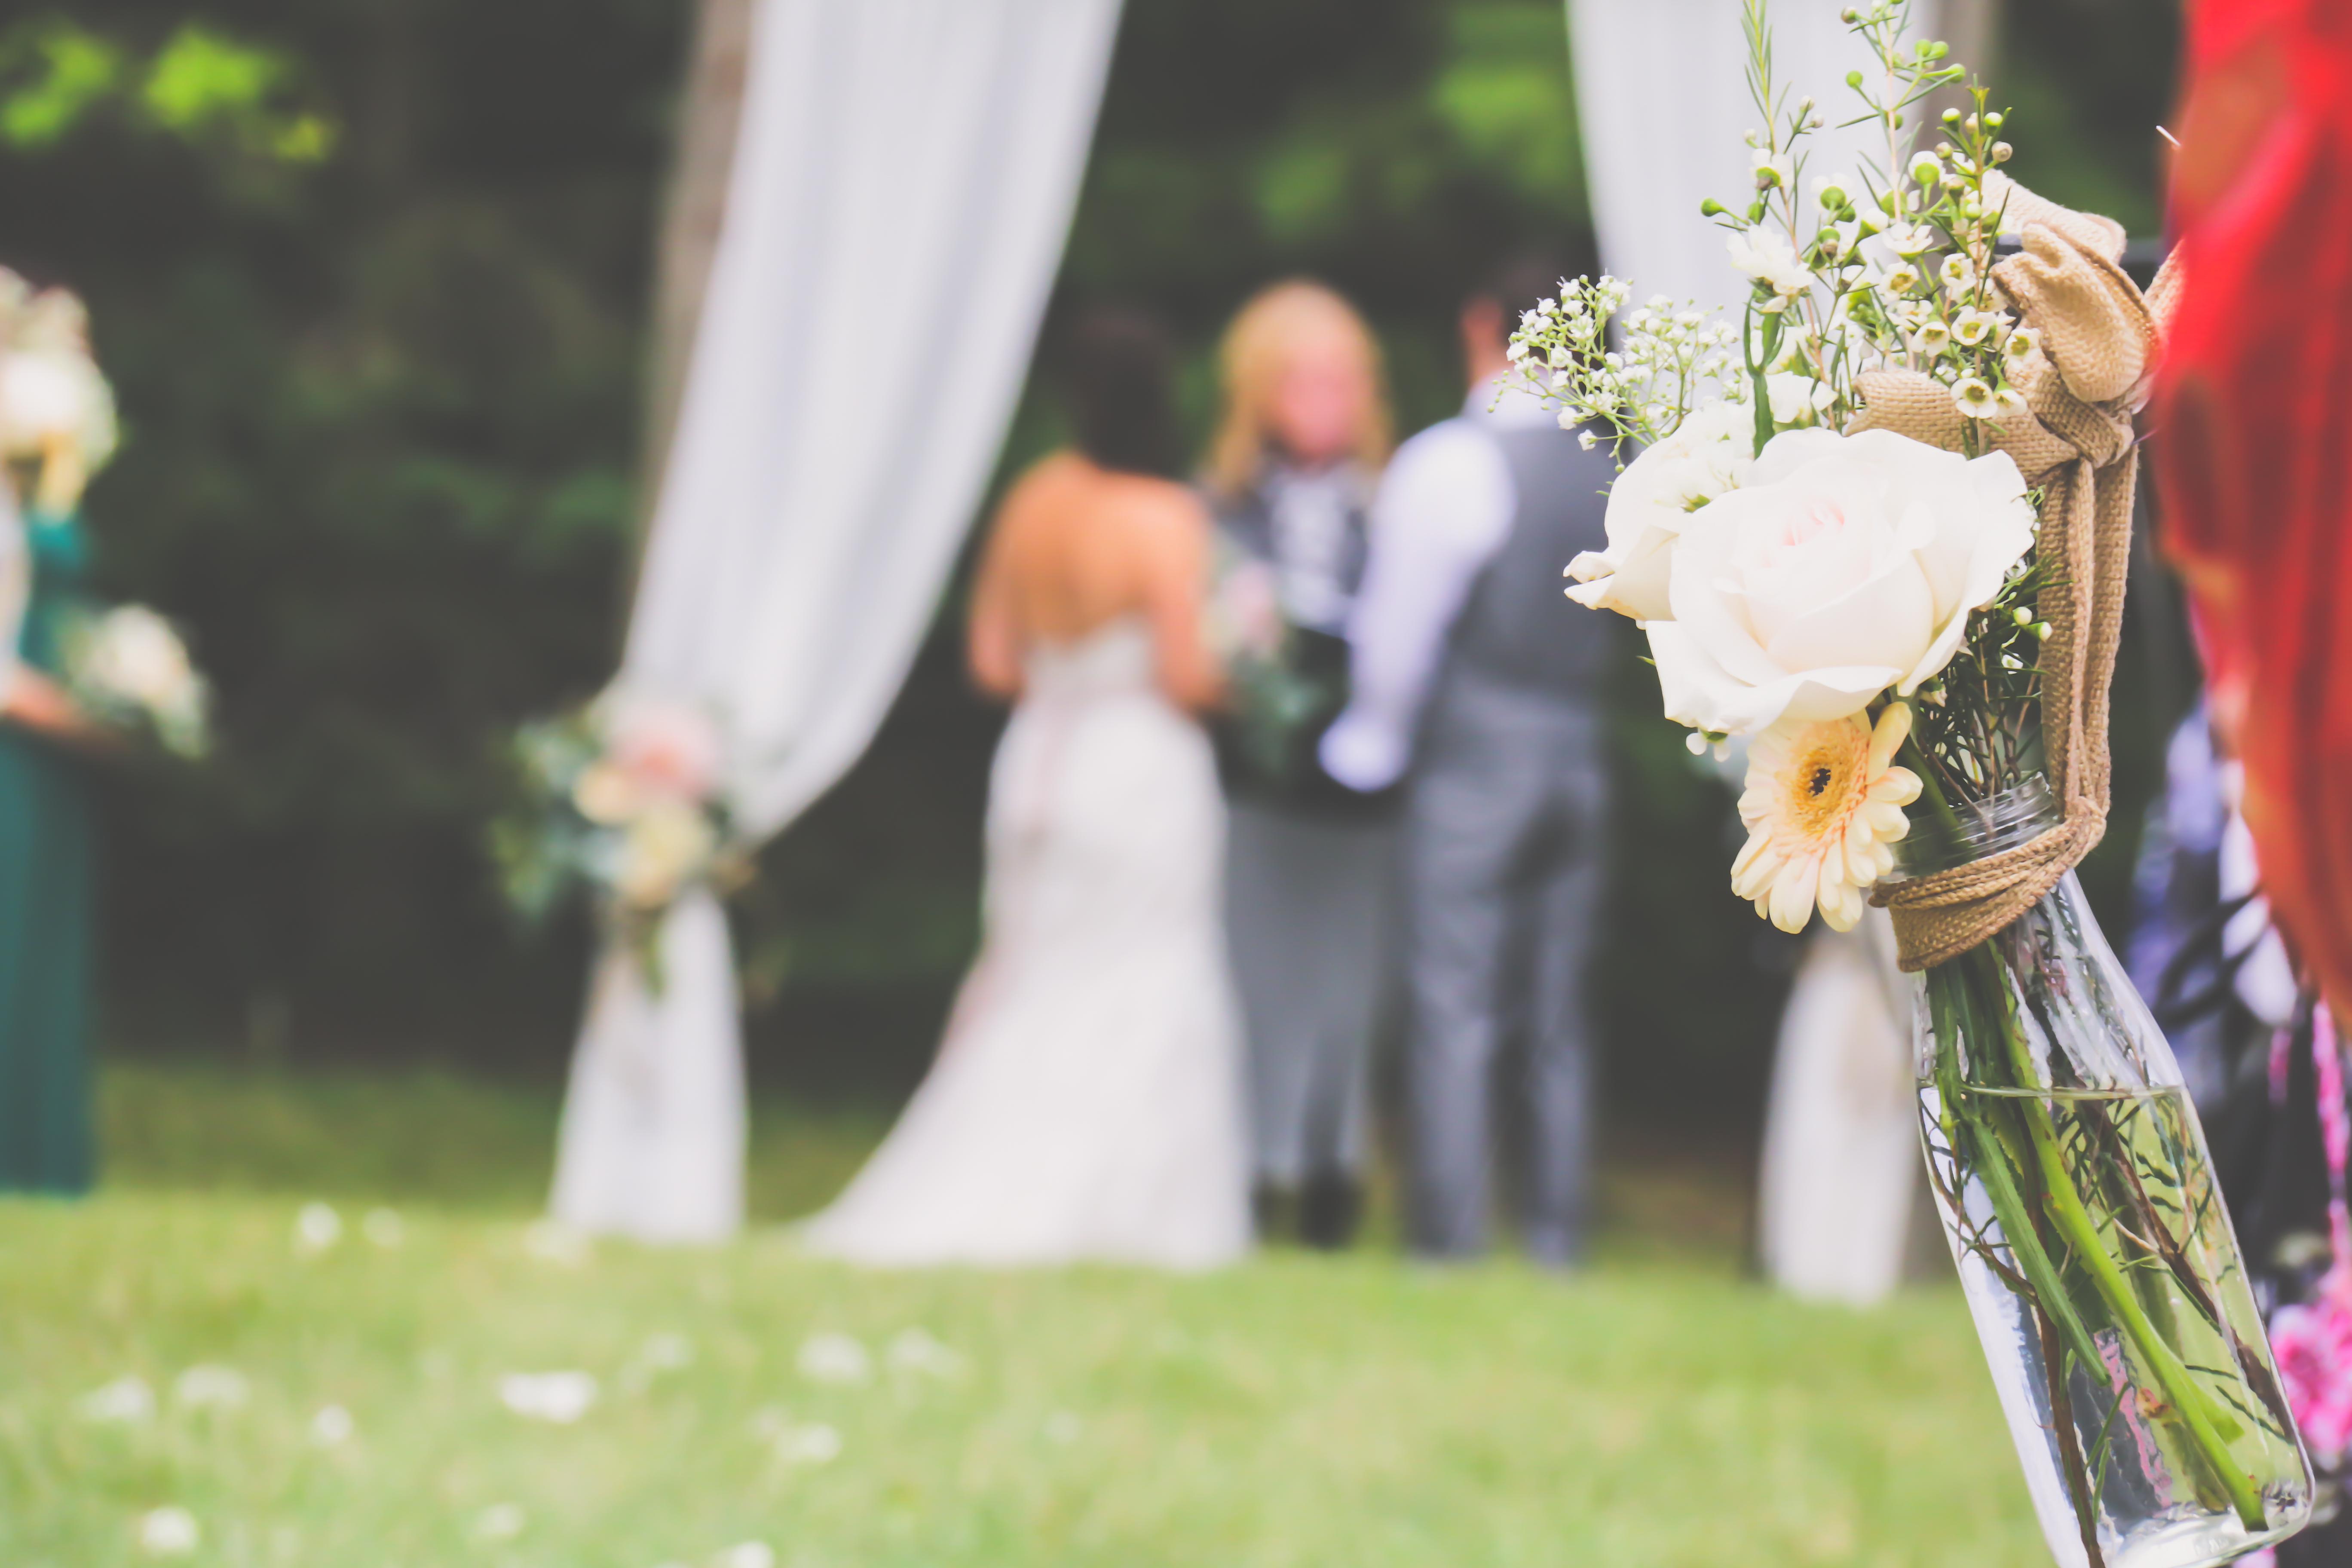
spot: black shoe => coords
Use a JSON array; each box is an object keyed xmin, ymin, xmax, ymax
[{"xmin": 1296, "ymin": 1171, "xmax": 1362, "ymax": 1250}]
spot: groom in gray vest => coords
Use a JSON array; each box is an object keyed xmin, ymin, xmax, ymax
[{"xmin": 1321, "ymin": 251, "xmax": 1622, "ymax": 1266}]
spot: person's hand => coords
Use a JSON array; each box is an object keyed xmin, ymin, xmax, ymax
[{"xmin": 3, "ymin": 668, "xmax": 118, "ymax": 751}]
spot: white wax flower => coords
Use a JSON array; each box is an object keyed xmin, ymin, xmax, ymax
[
  {"xmin": 1642, "ymin": 428, "xmax": 2035, "ymax": 735},
  {"xmin": 1884, "ymin": 224, "xmax": 1939, "ymax": 258},
  {"xmin": 1766, "ymin": 374, "xmax": 1834, "ymax": 428},
  {"xmin": 1749, "ymin": 148, "xmax": 1795, "ymax": 190},
  {"xmin": 1726, "ymin": 229, "xmax": 1810, "ymax": 297},
  {"xmin": 1565, "ymin": 401, "xmax": 1755, "ymax": 622}
]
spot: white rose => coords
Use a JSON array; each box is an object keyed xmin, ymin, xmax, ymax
[
  {"xmin": 1565, "ymin": 401, "xmax": 1754, "ymax": 622},
  {"xmin": 1643, "ymin": 428, "xmax": 2035, "ymax": 735}
]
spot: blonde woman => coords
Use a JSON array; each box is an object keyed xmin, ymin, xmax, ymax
[{"xmin": 1205, "ymin": 281, "xmax": 1396, "ymax": 1250}]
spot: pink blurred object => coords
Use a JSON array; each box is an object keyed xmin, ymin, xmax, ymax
[
  {"xmin": 2271, "ymin": 1003, "xmax": 2352, "ymax": 1468},
  {"xmin": 604, "ymin": 694, "xmax": 723, "ymax": 802}
]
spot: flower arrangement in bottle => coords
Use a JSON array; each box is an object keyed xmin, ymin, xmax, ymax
[{"xmin": 1510, "ymin": 5, "xmax": 2315, "ymax": 1563}]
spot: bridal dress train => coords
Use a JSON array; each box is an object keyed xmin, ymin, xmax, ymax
[{"xmin": 802, "ymin": 619, "xmax": 1250, "ymax": 1269}]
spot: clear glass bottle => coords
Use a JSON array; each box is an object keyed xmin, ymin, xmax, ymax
[{"xmin": 1899, "ymin": 778, "xmax": 2313, "ymax": 1568}]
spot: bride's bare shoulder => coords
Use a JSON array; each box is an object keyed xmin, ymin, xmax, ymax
[{"xmin": 998, "ymin": 455, "xmax": 1204, "ymax": 539}]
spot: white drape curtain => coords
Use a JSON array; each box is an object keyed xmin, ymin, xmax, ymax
[
  {"xmin": 551, "ymin": 0, "xmax": 1125, "ymax": 1242},
  {"xmin": 1565, "ymin": 0, "xmax": 1914, "ymax": 320}
]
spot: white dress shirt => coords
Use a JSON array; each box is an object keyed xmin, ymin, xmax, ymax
[{"xmin": 1319, "ymin": 380, "xmax": 1554, "ymax": 791}]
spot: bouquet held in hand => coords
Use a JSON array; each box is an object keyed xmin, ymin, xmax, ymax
[{"xmin": 63, "ymin": 605, "xmax": 209, "ymax": 758}]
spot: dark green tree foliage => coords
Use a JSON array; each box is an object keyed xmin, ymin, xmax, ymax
[
  {"xmin": 3, "ymin": 0, "xmax": 685, "ymax": 1066},
  {"xmin": 1, "ymin": 0, "xmax": 2167, "ymax": 1120}
]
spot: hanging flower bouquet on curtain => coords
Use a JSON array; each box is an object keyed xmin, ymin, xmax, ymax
[
  {"xmin": 1515, "ymin": 4, "xmax": 2313, "ymax": 1563},
  {"xmin": 490, "ymin": 690, "xmax": 741, "ymax": 987}
]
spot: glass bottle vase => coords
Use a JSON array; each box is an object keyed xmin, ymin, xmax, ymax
[{"xmin": 1903, "ymin": 780, "xmax": 2313, "ymax": 1568}]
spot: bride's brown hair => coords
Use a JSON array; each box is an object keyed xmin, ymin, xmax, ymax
[{"xmin": 1204, "ymin": 280, "xmax": 1391, "ymax": 500}]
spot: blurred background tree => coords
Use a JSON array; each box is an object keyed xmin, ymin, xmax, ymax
[{"xmin": 0, "ymin": 0, "xmax": 2177, "ymax": 1126}]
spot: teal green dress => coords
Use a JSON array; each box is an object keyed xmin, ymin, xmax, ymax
[{"xmin": 0, "ymin": 506, "xmax": 95, "ymax": 1194}]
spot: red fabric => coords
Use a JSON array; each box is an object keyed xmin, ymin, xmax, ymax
[{"xmin": 2156, "ymin": 0, "xmax": 2352, "ymax": 1011}]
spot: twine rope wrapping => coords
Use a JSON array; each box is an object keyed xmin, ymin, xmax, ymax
[{"xmin": 1853, "ymin": 175, "xmax": 2162, "ymax": 971}]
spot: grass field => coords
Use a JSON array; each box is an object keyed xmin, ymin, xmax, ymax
[{"xmin": 0, "ymin": 1063, "xmax": 2047, "ymax": 1567}]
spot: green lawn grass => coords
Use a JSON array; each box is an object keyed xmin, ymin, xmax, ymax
[{"xmin": 0, "ymin": 1063, "xmax": 2046, "ymax": 1567}]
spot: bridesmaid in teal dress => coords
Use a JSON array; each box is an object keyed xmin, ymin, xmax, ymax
[{"xmin": 0, "ymin": 401, "xmax": 111, "ymax": 1194}]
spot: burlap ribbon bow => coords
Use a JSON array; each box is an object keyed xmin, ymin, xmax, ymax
[{"xmin": 1854, "ymin": 175, "xmax": 2162, "ymax": 971}]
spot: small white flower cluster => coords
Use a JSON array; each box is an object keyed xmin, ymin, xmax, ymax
[{"xmin": 1504, "ymin": 276, "xmax": 1746, "ymax": 456}]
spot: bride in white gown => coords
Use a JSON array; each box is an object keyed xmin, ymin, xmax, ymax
[{"xmin": 802, "ymin": 308, "xmax": 1249, "ymax": 1269}]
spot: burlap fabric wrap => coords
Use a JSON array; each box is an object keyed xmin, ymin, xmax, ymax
[{"xmin": 1854, "ymin": 175, "xmax": 2163, "ymax": 971}]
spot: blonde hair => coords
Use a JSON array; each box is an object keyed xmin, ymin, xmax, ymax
[{"xmin": 1205, "ymin": 280, "xmax": 1391, "ymax": 499}]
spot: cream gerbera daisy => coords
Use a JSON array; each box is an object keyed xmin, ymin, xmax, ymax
[{"xmin": 1731, "ymin": 705, "xmax": 1922, "ymax": 934}]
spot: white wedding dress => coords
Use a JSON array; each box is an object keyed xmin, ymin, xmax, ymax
[{"xmin": 801, "ymin": 617, "xmax": 1250, "ymax": 1269}]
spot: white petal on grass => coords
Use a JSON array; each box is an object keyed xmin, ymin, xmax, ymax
[
  {"xmin": 796, "ymin": 1332, "xmax": 871, "ymax": 1385},
  {"xmin": 311, "ymin": 1404, "xmax": 355, "ymax": 1446},
  {"xmin": 713, "ymin": 1544, "xmax": 777, "ymax": 1568},
  {"xmin": 80, "ymin": 1376, "xmax": 155, "ymax": 1423},
  {"xmin": 775, "ymin": 1423, "xmax": 842, "ymax": 1466},
  {"xmin": 293, "ymin": 1202, "xmax": 343, "ymax": 1254},
  {"xmin": 138, "ymin": 1507, "xmax": 200, "ymax": 1555},
  {"xmin": 619, "ymin": 1332, "xmax": 695, "ymax": 1393},
  {"xmin": 361, "ymin": 1208, "xmax": 405, "ymax": 1247},
  {"xmin": 521, "ymin": 1220, "xmax": 591, "ymax": 1267},
  {"xmin": 474, "ymin": 1504, "xmax": 527, "ymax": 1541},
  {"xmin": 174, "ymin": 1365, "xmax": 251, "ymax": 1409},
  {"xmin": 887, "ymin": 1328, "xmax": 964, "ymax": 1381},
  {"xmin": 498, "ymin": 1371, "xmax": 598, "ymax": 1424}
]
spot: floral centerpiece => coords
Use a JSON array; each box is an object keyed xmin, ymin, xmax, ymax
[
  {"xmin": 1514, "ymin": 5, "xmax": 2314, "ymax": 1564},
  {"xmin": 61, "ymin": 605, "xmax": 209, "ymax": 758},
  {"xmin": 490, "ymin": 690, "xmax": 739, "ymax": 988}
]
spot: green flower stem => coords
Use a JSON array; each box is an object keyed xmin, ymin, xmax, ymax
[
  {"xmin": 1936, "ymin": 956, "xmax": 2106, "ymax": 1381},
  {"xmin": 1975, "ymin": 953, "xmax": 2266, "ymax": 1531}
]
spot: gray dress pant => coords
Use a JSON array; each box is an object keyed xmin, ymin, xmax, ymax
[
  {"xmin": 1405, "ymin": 670, "xmax": 1608, "ymax": 1265},
  {"xmin": 1224, "ymin": 801, "xmax": 1397, "ymax": 1188}
]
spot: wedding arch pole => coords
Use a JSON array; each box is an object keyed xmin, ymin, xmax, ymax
[{"xmin": 551, "ymin": 0, "xmax": 1126, "ymax": 1242}]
